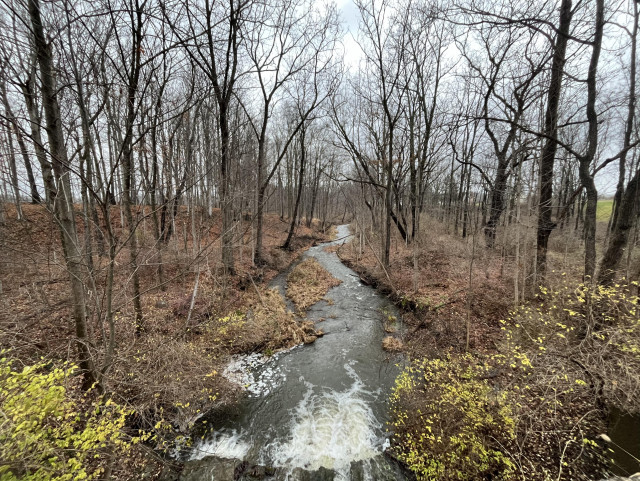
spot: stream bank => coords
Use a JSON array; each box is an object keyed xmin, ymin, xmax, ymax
[{"xmin": 180, "ymin": 225, "xmax": 409, "ymax": 481}]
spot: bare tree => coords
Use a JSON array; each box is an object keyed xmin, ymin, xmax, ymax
[
  {"xmin": 535, "ymin": 0, "xmax": 573, "ymax": 282},
  {"xmin": 598, "ymin": 0, "xmax": 640, "ymax": 285},
  {"xmin": 27, "ymin": 0, "xmax": 98, "ymax": 389}
]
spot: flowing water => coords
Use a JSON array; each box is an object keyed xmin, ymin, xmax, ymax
[
  {"xmin": 182, "ymin": 225, "xmax": 409, "ymax": 481},
  {"xmin": 608, "ymin": 407, "xmax": 640, "ymax": 477}
]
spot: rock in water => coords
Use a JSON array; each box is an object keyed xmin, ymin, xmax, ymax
[
  {"xmin": 289, "ymin": 466, "xmax": 335, "ymax": 480},
  {"xmin": 179, "ymin": 456, "xmax": 238, "ymax": 481}
]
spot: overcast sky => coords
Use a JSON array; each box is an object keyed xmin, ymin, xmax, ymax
[
  {"xmin": 333, "ymin": 0, "xmax": 622, "ymax": 196},
  {"xmin": 336, "ymin": 0, "xmax": 363, "ymax": 70}
]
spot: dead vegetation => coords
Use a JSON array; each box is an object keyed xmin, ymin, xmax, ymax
[
  {"xmin": 339, "ymin": 218, "xmax": 511, "ymax": 357},
  {"xmin": 382, "ymin": 336, "xmax": 403, "ymax": 352},
  {"xmin": 247, "ymin": 288, "xmax": 324, "ymax": 349},
  {"xmin": 0, "ymin": 204, "xmax": 332, "ymax": 452},
  {"xmin": 286, "ymin": 258, "xmax": 342, "ymax": 312}
]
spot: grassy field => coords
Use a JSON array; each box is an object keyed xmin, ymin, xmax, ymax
[{"xmin": 597, "ymin": 199, "xmax": 613, "ymax": 222}]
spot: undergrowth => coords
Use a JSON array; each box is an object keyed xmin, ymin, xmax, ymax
[
  {"xmin": 390, "ymin": 277, "xmax": 639, "ymax": 480},
  {"xmin": 0, "ymin": 355, "xmax": 145, "ymax": 481},
  {"xmin": 390, "ymin": 353, "xmax": 516, "ymax": 481}
]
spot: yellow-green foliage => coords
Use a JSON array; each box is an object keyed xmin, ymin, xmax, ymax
[
  {"xmin": 211, "ymin": 311, "xmax": 246, "ymax": 339},
  {"xmin": 390, "ymin": 354, "xmax": 516, "ymax": 481},
  {"xmin": 503, "ymin": 278, "xmax": 640, "ymax": 412},
  {"xmin": 0, "ymin": 356, "xmax": 143, "ymax": 481},
  {"xmin": 389, "ymin": 279, "xmax": 637, "ymax": 481},
  {"xmin": 494, "ymin": 279, "xmax": 640, "ymax": 479}
]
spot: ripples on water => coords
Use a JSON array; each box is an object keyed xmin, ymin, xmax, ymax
[
  {"xmin": 186, "ymin": 226, "xmax": 405, "ymax": 479},
  {"xmin": 192, "ymin": 363, "xmax": 388, "ymax": 479}
]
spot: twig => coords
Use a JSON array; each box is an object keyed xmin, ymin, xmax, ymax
[
  {"xmin": 183, "ymin": 268, "xmax": 201, "ymax": 334},
  {"xmin": 248, "ymin": 273, "xmax": 265, "ymax": 307}
]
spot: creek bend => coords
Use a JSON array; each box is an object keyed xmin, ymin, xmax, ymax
[{"xmin": 181, "ymin": 225, "xmax": 409, "ymax": 481}]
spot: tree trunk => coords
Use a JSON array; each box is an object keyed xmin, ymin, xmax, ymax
[
  {"xmin": 535, "ymin": 0, "xmax": 573, "ymax": 283},
  {"xmin": 599, "ymin": 169, "xmax": 640, "ymax": 285},
  {"xmin": 485, "ymin": 160, "xmax": 508, "ymax": 248},
  {"xmin": 220, "ymin": 109, "xmax": 235, "ymax": 273},
  {"xmin": 121, "ymin": 2, "xmax": 144, "ymax": 333},
  {"xmin": 283, "ymin": 128, "xmax": 306, "ymax": 250},
  {"xmin": 3, "ymin": 125, "xmax": 24, "ymax": 220},
  {"xmin": 21, "ymin": 72, "xmax": 55, "ymax": 204},
  {"xmin": 598, "ymin": 1, "xmax": 638, "ymax": 284},
  {"xmin": 578, "ymin": 0, "xmax": 604, "ymax": 280},
  {"xmin": 255, "ymin": 130, "xmax": 267, "ymax": 264},
  {"xmin": 29, "ymin": 0, "xmax": 98, "ymax": 390},
  {"xmin": 1, "ymin": 85, "xmax": 41, "ymax": 204}
]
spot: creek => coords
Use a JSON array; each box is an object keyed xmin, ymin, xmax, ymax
[
  {"xmin": 608, "ymin": 407, "xmax": 640, "ymax": 477},
  {"xmin": 180, "ymin": 225, "xmax": 409, "ymax": 481}
]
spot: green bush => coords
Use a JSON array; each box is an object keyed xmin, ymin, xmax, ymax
[
  {"xmin": 389, "ymin": 353, "xmax": 516, "ymax": 481},
  {"xmin": 389, "ymin": 279, "xmax": 638, "ymax": 481},
  {"xmin": 0, "ymin": 355, "xmax": 143, "ymax": 481}
]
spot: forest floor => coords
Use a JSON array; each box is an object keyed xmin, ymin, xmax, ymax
[
  {"xmin": 335, "ymin": 217, "xmax": 640, "ymax": 480},
  {"xmin": 0, "ymin": 203, "xmax": 335, "ymax": 479},
  {"xmin": 335, "ymin": 220, "xmax": 512, "ymax": 357},
  {"xmin": 336, "ymin": 215, "xmax": 623, "ymax": 357}
]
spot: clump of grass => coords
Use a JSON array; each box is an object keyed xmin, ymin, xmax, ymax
[
  {"xmin": 382, "ymin": 336, "xmax": 403, "ymax": 351},
  {"xmin": 286, "ymin": 258, "xmax": 342, "ymax": 312},
  {"xmin": 251, "ymin": 288, "xmax": 323, "ymax": 350},
  {"xmin": 327, "ymin": 225, "xmax": 339, "ymax": 240}
]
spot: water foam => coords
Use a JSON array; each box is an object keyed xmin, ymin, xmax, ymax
[
  {"xmin": 265, "ymin": 364, "xmax": 383, "ymax": 479},
  {"xmin": 223, "ymin": 349, "xmax": 296, "ymax": 397},
  {"xmin": 190, "ymin": 430, "xmax": 250, "ymax": 460}
]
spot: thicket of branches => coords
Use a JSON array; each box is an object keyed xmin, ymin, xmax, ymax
[{"xmin": 1, "ymin": 0, "xmax": 639, "ymax": 458}]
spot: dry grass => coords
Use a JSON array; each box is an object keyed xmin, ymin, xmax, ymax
[
  {"xmin": 286, "ymin": 258, "xmax": 342, "ymax": 312},
  {"xmin": 339, "ymin": 216, "xmax": 511, "ymax": 356},
  {"xmin": 382, "ymin": 336, "xmax": 403, "ymax": 352},
  {"xmin": 0, "ymin": 203, "xmax": 333, "ymax": 473},
  {"xmin": 249, "ymin": 288, "xmax": 324, "ymax": 349}
]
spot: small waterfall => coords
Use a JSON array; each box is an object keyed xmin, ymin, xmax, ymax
[
  {"xmin": 265, "ymin": 365, "xmax": 385, "ymax": 479},
  {"xmin": 191, "ymin": 430, "xmax": 250, "ymax": 461}
]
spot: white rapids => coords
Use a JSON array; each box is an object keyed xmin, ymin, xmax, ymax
[
  {"xmin": 185, "ymin": 225, "xmax": 406, "ymax": 480},
  {"xmin": 264, "ymin": 365, "xmax": 385, "ymax": 479},
  {"xmin": 191, "ymin": 430, "xmax": 250, "ymax": 461}
]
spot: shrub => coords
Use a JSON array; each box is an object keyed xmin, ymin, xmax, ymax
[
  {"xmin": 389, "ymin": 279, "xmax": 636, "ymax": 481},
  {"xmin": 389, "ymin": 353, "xmax": 516, "ymax": 481},
  {"xmin": 492, "ymin": 278, "xmax": 639, "ymax": 479},
  {"xmin": 0, "ymin": 355, "xmax": 143, "ymax": 481},
  {"xmin": 503, "ymin": 279, "xmax": 640, "ymax": 413}
]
